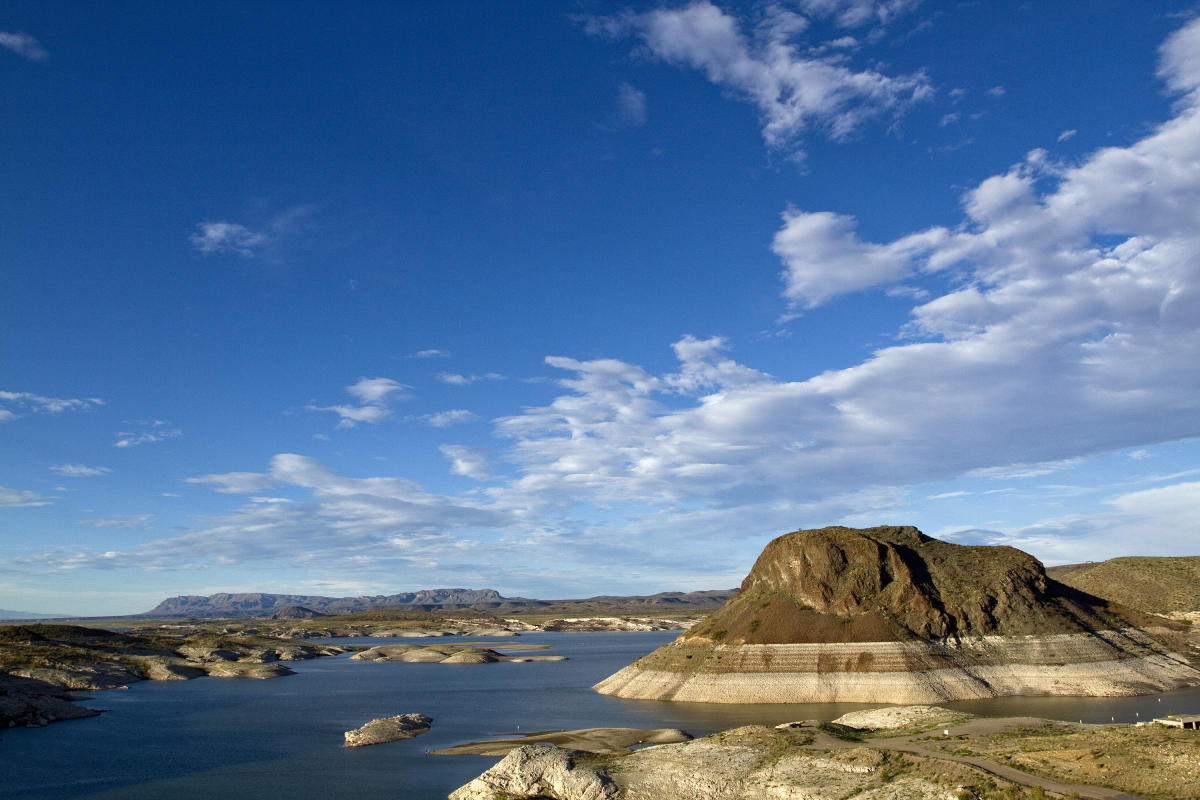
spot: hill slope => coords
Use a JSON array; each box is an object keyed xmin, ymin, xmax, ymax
[
  {"xmin": 595, "ymin": 526, "xmax": 1200, "ymax": 704},
  {"xmin": 1047, "ymin": 556, "xmax": 1200, "ymax": 616}
]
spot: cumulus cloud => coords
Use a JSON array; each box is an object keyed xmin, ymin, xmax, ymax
[
  {"xmin": 50, "ymin": 464, "xmax": 111, "ymax": 478},
  {"xmin": 307, "ymin": 377, "xmax": 408, "ymax": 428},
  {"xmin": 0, "ymin": 391, "xmax": 103, "ymax": 421},
  {"xmin": 0, "ymin": 31, "xmax": 48, "ymax": 61},
  {"xmin": 0, "ymin": 486, "xmax": 52, "ymax": 508},
  {"xmin": 587, "ymin": 0, "xmax": 931, "ymax": 153}
]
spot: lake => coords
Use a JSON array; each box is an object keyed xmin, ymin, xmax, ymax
[{"xmin": 5, "ymin": 631, "xmax": 1200, "ymax": 799}]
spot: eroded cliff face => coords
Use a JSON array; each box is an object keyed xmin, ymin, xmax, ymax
[{"xmin": 595, "ymin": 526, "xmax": 1200, "ymax": 703}]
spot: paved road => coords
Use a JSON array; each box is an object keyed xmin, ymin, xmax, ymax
[{"xmin": 804, "ymin": 717, "xmax": 1144, "ymax": 800}]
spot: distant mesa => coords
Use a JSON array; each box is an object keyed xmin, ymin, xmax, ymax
[
  {"xmin": 139, "ymin": 588, "xmax": 737, "ymax": 620},
  {"xmin": 595, "ymin": 525, "xmax": 1200, "ymax": 704},
  {"xmin": 142, "ymin": 589, "xmax": 512, "ymax": 618},
  {"xmin": 269, "ymin": 605, "xmax": 326, "ymax": 620}
]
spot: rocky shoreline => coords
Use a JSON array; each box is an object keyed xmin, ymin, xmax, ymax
[{"xmin": 0, "ymin": 624, "xmax": 350, "ymax": 729}]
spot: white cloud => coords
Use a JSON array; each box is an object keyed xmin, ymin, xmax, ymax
[
  {"xmin": 0, "ymin": 486, "xmax": 52, "ymax": 508},
  {"xmin": 589, "ymin": 0, "xmax": 931, "ymax": 154},
  {"xmin": 0, "ymin": 391, "xmax": 103, "ymax": 421},
  {"xmin": 615, "ymin": 82, "xmax": 647, "ymax": 127},
  {"xmin": 185, "ymin": 471, "xmax": 278, "ymax": 494},
  {"xmin": 1057, "ymin": 129, "xmax": 1077, "ymax": 142},
  {"xmin": 115, "ymin": 421, "xmax": 182, "ymax": 448},
  {"xmin": 928, "ymin": 490, "xmax": 970, "ymax": 500},
  {"xmin": 50, "ymin": 464, "xmax": 111, "ymax": 478},
  {"xmin": 986, "ymin": 85, "xmax": 1006, "ymax": 97},
  {"xmin": 412, "ymin": 349, "xmax": 451, "ymax": 359},
  {"xmin": 440, "ymin": 445, "xmax": 491, "ymax": 480},
  {"xmin": 425, "ymin": 409, "xmax": 480, "ymax": 427},
  {"xmin": 39, "ymin": 454, "xmax": 512, "ymax": 573},
  {"xmin": 79, "ymin": 514, "xmax": 151, "ymax": 529},
  {"xmin": 189, "ymin": 205, "xmax": 312, "ymax": 258},
  {"xmin": 307, "ymin": 377, "xmax": 408, "ymax": 428},
  {"xmin": 967, "ymin": 460, "xmax": 1083, "ymax": 480},
  {"xmin": 437, "ymin": 372, "xmax": 503, "ymax": 386},
  {"xmin": 189, "ymin": 222, "xmax": 267, "ymax": 256},
  {"xmin": 773, "ymin": 209, "xmax": 946, "ymax": 308},
  {"xmin": 0, "ymin": 31, "xmax": 48, "ymax": 61},
  {"xmin": 984, "ymin": 480, "xmax": 1200, "ymax": 564},
  {"xmin": 794, "ymin": 0, "xmax": 921, "ymax": 29}
]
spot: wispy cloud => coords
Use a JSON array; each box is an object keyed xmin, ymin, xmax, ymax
[
  {"xmin": 0, "ymin": 31, "xmax": 48, "ymax": 61},
  {"xmin": 79, "ymin": 514, "xmax": 152, "ymax": 529},
  {"xmin": 307, "ymin": 377, "xmax": 408, "ymax": 428},
  {"xmin": 436, "ymin": 372, "xmax": 503, "ymax": 386},
  {"xmin": 0, "ymin": 486, "xmax": 52, "ymax": 508},
  {"xmin": 115, "ymin": 421, "xmax": 182, "ymax": 448},
  {"xmin": 50, "ymin": 464, "xmax": 111, "ymax": 478},
  {"xmin": 424, "ymin": 409, "xmax": 479, "ymax": 427},
  {"xmin": 614, "ymin": 82, "xmax": 647, "ymax": 127},
  {"xmin": 189, "ymin": 205, "xmax": 312, "ymax": 258},
  {"xmin": 0, "ymin": 391, "xmax": 103, "ymax": 421},
  {"xmin": 412, "ymin": 349, "xmax": 451, "ymax": 359},
  {"xmin": 1057, "ymin": 129, "xmax": 1077, "ymax": 142},
  {"xmin": 586, "ymin": 0, "xmax": 931, "ymax": 155},
  {"xmin": 440, "ymin": 445, "xmax": 491, "ymax": 480},
  {"xmin": 793, "ymin": 0, "xmax": 921, "ymax": 30}
]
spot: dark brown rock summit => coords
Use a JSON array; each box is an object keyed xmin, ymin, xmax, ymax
[
  {"xmin": 596, "ymin": 526, "xmax": 1200, "ymax": 704},
  {"xmin": 688, "ymin": 525, "xmax": 1154, "ymax": 645}
]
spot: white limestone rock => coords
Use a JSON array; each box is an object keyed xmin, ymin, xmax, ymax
[
  {"xmin": 343, "ymin": 713, "xmax": 432, "ymax": 747},
  {"xmin": 448, "ymin": 744, "xmax": 617, "ymax": 800}
]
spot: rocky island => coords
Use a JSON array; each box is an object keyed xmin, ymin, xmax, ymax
[
  {"xmin": 595, "ymin": 525, "xmax": 1200, "ymax": 704},
  {"xmin": 343, "ymin": 713, "xmax": 432, "ymax": 747}
]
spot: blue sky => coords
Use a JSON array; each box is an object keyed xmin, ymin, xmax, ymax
[{"xmin": 2, "ymin": 1, "xmax": 1198, "ymax": 615}]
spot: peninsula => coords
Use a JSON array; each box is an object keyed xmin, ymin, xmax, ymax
[{"xmin": 595, "ymin": 525, "xmax": 1200, "ymax": 704}]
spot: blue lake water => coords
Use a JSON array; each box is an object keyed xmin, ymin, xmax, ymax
[{"xmin": 4, "ymin": 631, "xmax": 1200, "ymax": 799}]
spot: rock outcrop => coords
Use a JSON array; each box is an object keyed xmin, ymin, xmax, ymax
[
  {"xmin": 343, "ymin": 713, "xmax": 431, "ymax": 747},
  {"xmin": 449, "ymin": 744, "xmax": 618, "ymax": 800},
  {"xmin": 449, "ymin": 726, "xmax": 971, "ymax": 800},
  {"xmin": 595, "ymin": 526, "xmax": 1200, "ymax": 703}
]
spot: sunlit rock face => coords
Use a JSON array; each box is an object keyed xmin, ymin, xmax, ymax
[{"xmin": 595, "ymin": 526, "xmax": 1200, "ymax": 703}]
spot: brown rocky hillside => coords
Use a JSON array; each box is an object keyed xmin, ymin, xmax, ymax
[
  {"xmin": 684, "ymin": 525, "xmax": 1164, "ymax": 645},
  {"xmin": 1047, "ymin": 556, "xmax": 1200, "ymax": 616}
]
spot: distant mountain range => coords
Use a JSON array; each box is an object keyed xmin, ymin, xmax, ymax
[
  {"xmin": 140, "ymin": 588, "xmax": 738, "ymax": 619},
  {"xmin": 0, "ymin": 609, "xmax": 68, "ymax": 620}
]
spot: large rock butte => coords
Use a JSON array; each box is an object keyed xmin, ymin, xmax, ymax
[{"xmin": 595, "ymin": 525, "xmax": 1200, "ymax": 703}]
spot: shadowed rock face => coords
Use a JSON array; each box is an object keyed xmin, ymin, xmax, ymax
[{"xmin": 595, "ymin": 526, "xmax": 1200, "ymax": 704}]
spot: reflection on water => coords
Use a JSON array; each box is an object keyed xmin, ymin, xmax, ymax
[{"xmin": 4, "ymin": 631, "xmax": 1199, "ymax": 799}]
